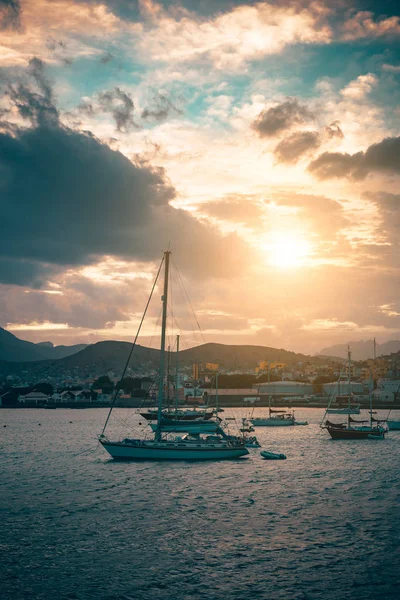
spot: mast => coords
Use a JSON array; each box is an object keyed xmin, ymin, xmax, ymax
[
  {"xmin": 166, "ymin": 345, "xmax": 171, "ymax": 409},
  {"xmin": 369, "ymin": 368, "xmax": 373, "ymax": 428},
  {"xmin": 215, "ymin": 372, "xmax": 219, "ymax": 413},
  {"xmin": 175, "ymin": 334, "xmax": 180, "ymax": 415},
  {"xmin": 347, "ymin": 346, "xmax": 351, "ymax": 428},
  {"xmin": 156, "ymin": 250, "xmax": 170, "ymax": 441},
  {"xmin": 268, "ymin": 362, "xmax": 271, "ymax": 417}
]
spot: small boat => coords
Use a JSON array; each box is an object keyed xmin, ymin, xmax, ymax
[
  {"xmin": 245, "ymin": 436, "xmax": 261, "ymax": 448},
  {"xmin": 248, "ymin": 372, "xmax": 297, "ymax": 427},
  {"xmin": 321, "ymin": 349, "xmax": 387, "ymax": 440},
  {"xmin": 294, "ymin": 420, "xmax": 308, "ymax": 426},
  {"xmin": 260, "ymin": 450, "xmax": 287, "ymax": 460},
  {"xmin": 139, "ymin": 407, "xmax": 215, "ymax": 421}
]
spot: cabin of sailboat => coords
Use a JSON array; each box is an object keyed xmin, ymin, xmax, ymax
[{"xmin": 99, "ymin": 250, "xmax": 248, "ymax": 460}]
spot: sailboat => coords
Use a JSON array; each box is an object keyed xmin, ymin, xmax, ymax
[
  {"xmin": 322, "ymin": 349, "xmax": 387, "ymax": 440},
  {"xmin": 249, "ymin": 367, "xmax": 297, "ymax": 427},
  {"xmin": 99, "ymin": 250, "xmax": 249, "ymax": 460}
]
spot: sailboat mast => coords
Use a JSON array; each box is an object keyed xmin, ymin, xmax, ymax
[
  {"xmin": 215, "ymin": 372, "xmax": 219, "ymax": 413},
  {"xmin": 268, "ymin": 362, "xmax": 271, "ymax": 416},
  {"xmin": 175, "ymin": 334, "xmax": 180, "ymax": 415},
  {"xmin": 347, "ymin": 346, "xmax": 351, "ymax": 428},
  {"xmin": 156, "ymin": 250, "xmax": 171, "ymax": 441}
]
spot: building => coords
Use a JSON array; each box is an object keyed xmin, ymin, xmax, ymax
[
  {"xmin": 257, "ymin": 381, "xmax": 314, "ymax": 397},
  {"xmin": 18, "ymin": 391, "xmax": 49, "ymax": 406}
]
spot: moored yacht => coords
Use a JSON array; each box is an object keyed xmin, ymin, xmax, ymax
[{"xmin": 99, "ymin": 250, "xmax": 248, "ymax": 461}]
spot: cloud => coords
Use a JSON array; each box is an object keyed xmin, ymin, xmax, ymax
[
  {"xmin": 251, "ymin": 98, "xmax": 314, "ymax": 138},
  {"xmin": 324, "ymin": 120, "xmax": 344, "ymax": 139},
  {"xmin": 97, "ymin": 87, "xmax": 136, "ymax": 132},
  {"xmin": 340, "ymin": 73, "xmax": 377, "ymax": 100},
  {"xmin": 0, "ymin": 59, "xmax": 252, "ymax": 285},
  {"xmin": 136, "ymin": 1, "xmax": 332, "ymax": 70},
  {"xmin": 196, "ymin": 196, "xmax": 265, "ymax": 228},
  {"xmin": 0, "ymin": 0, "xmax": 21, "ymax": 30},
  {"xmin": 274, "ymin": 130, "xmax": 321, "ymax": 163},
  {"xmin": 382, "ymin": 64, "xmax": 400, "ymax": 73},
  {"xmin": 341, "ymin": 11, "xmax": 400, "ymax": 41},
  {"xmin": 141, "ymin": 92, "xmax": 183, "ymax": 122},
  {"xmin": 308, "ymin": 136, "xmax": 400, "ymax": 180},
  {"xmin": 0, "ymin": 0, "xmax": 123, "ymax": 67},
  {"xmin": 7, "ymin": 57, "xmax": 59, "ymax": 127}
]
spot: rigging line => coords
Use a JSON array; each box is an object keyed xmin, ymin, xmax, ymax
[
  {"xmin": 172, "ymin": 258, "xmax": 206, "ymax": 344},
  {"xmin": 100, "ymin": 255, "xmax": 164, "ymax": 437}
]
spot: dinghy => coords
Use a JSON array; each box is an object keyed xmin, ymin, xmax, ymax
[{"xmin": 260, "ymin": 450, "xmax": 287, "ymax": 460}]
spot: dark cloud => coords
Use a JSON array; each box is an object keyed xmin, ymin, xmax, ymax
[
  {"xmin": 308, "ymin": 136, "xmax": 400, "ymax": 180},
  {"xmin": 324, "ymin": 120, "xmax": 344, "ymax": 139},
  {"xmin": 252, "ymin": 98, "xmax": 314, "ymax": 138},
  {"xmin": 7, "ymin": 58, "xmax": 59, "ymax": 127},
  {"xmin": 274, "ymin": 130, "xmax": 321, "ymax": 163},
  {"xmin": 141, "ymin": 93, "xmax": 183, "ymax": 122},
  {"xmin": 0, "ymin": 0, "xmax": 21, "ymax": 30},
  {"xmin": 97, "ymin": 87, "xmax": 136, "ymax": 132},
  {"xmin": 46, "ymin": 38, "xmax": 73, "ymax": 65},
  {"xmin": 0, "ymin": 60, "xmax": 251, "ymax": 286},
  {"xmin": 100, "ymin": 51, "xmax": 114, "ymax": 64}
]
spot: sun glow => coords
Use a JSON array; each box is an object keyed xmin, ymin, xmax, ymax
[{"xmin": 263, "ymin": 233, "xmax": 313, "ymax": 269}]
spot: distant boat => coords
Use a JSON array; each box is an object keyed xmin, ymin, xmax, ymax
[
  {"xmin": 99, "ymin": 251, "xmax": 248, "ymax": 461},
  {"xmin": 260, "ymin": 450, "xmax": 286, "ymax": 460},
  {"xmin": 139, "ymin": 407, "xmax": 215, "ymax": 421},
  {"xmin": 251, "ymin": 411, "xmax": 295, "ymax": 427},
  {"xmin": 322, "ymin": 348, "xmax": 387, "ymax": 440}
]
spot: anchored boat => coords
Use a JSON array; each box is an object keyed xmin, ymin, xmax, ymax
[
  {"xmin": 99, "ymin": 250, "xmax": 248, "ymax": 461},
  {"xmin": 321, "ymin": 348, "xmax": 387, "ymax": 440}
]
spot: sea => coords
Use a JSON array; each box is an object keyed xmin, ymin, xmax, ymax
[{"xmin": 1, "ymin": 407, "xmax": 400, "ymax": 600}]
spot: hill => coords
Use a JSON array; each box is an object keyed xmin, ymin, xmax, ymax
[
  {"xmin": 0, "ymin": 340, "xmax": 330, "ymax": 380},
  {"xmin": 318, "ymin": 339, "xmax": 400, "ymax": 361},
  {"xmin": 0, "ymin": 327, "xmax": 87, "ymax": 362}
]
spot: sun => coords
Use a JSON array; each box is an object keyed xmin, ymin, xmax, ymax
[{"xmin": 262, "ymin": 232, "xmax": 313, "ymax": 269}]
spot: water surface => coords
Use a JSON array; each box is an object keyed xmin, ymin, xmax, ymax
[{"xmin": 1, "ymin": 408, "xmax": 399, "ymax": 600}]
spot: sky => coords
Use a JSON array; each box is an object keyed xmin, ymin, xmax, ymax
[{"xmin": 0, "ymin": 0, "xmax": 399, "ymax": 355}]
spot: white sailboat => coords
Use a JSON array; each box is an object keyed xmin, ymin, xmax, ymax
[
  {"xmin": 99, "ymin": 250, "xmax": 249, "ymax": 460},
  {"xmin": 248, "ymin": 368, "xmax": 298, "ymax": 427}
]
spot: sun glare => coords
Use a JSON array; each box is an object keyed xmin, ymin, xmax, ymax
[{"xmin": 263, "ymin": 233, "xmax": 313, "ymax": 269}]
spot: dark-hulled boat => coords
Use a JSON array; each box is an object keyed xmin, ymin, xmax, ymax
[{"xmin": 322, "ymin": 348, "xmax": 387, "ymax": 440}]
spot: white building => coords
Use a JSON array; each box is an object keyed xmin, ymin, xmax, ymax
[
  {"xmin": 257, "ymin": 381, "xmax": 314, "ymax": 396},
  {"xmin": 18, "ymin": 391, "xmax": 49, "ymax": 405}
]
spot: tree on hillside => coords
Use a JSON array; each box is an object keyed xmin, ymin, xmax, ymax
[
  {"xmin": 33, "ymin": 382, "xmax": 54, "ymax": 396},
  {"xmin": 92, "ymin": 375, "xmax": 114, "ymax": 393},
  {"xmin": 116, "ymin": 377, "xmax": 142, "ymax": 393}
]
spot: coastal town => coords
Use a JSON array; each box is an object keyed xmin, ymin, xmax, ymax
[{"xmin": 2, "ymin": 349, "xmax": 400, "ymax": 410}]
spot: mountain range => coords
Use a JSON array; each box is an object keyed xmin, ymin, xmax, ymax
[
  {"xmin": 0, "ymin": 327, "xmax": 87, "ymax": 362},
  {"xmin": 318, "ymin": 339, "xmax": 400, "ymax": 361},
  {"xmin": 2, "ymin": 326, "xmax": 400, "ymax": 378}
]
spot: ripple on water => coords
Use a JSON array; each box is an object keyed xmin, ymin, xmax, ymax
[{"xmin": 1, "ymin": 407, "xmax": 400, "ymax": 600}]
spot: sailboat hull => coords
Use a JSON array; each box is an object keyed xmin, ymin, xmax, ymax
[
  {"xmin": 149, "ymin": 421, "xmax": 219, "ymax": 433},
  {"xmin": 100, "ymin": 440, "xmax": 249, "ymax": 460},
  {"xmin": 250, "ymin": 418, "xmax": 294, "ymax": 427},
  {"xmin": 326, "ymin": 426, "xmax": 386, "ymax": 440}
]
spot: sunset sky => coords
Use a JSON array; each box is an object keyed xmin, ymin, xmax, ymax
[{"xmin": 0, "ymin": 0, "xmax": 399, "ymax": 354}]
